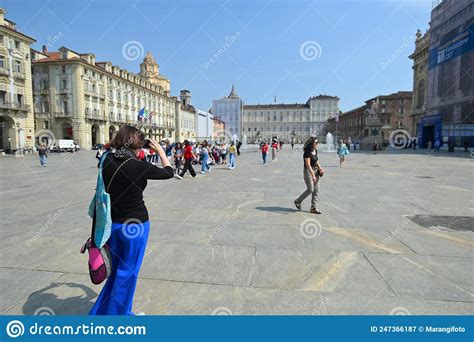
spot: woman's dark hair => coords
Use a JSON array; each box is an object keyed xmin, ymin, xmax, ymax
[
  {"xmin": 304, "ymin": 136, "xmax": 318, "ymax": 153},
  {"xmin": 176, "ymin": 142, "xmax": 181, "ymax": 148},
  {"xmin": 110, "ymin": 125, "xmax": 145, "ymax": 150},
  {"xmin": 184, "ymin": 140, "xmax": 190, "ymax": 147}
]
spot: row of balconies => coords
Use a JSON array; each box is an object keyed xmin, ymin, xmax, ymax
[
  {"xmin": 0, "ymin": 67, "xmax": 26, "ymax": 79},
  {"xmin": 33, "ymin": 110, "xmax": 176, "ymax": 128},
  {"xmin": 0, "ymin": 101, "xmax": 31, "ymax": 111}
]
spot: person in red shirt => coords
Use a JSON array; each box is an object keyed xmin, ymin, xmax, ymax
[
  {"xmin": 271, "ymin": 140, "xmax": 278, "ymax": 162},
  {"xmin": 178, "ymin": 140, "xmax": 196, "ymax": 179},
  {"xmin": 261, "ymin": 142, "xmax": 269, "ymax": 164}
]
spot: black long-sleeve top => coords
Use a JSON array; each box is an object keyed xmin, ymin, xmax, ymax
[{"xmin": 102, "ymin": 153, "xmax": 174, "ymax": 223}]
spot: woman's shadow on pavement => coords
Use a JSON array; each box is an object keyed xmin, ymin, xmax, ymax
[
  {"xmin": 255, "ymin": 206, "xmax": 298, "ymax": 214},
  {"xmin": 22, "ymin": 282, "xmax": 97, "ymax": 315}
]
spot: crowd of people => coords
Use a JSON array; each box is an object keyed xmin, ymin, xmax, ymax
[{"xmin": 96, "ymin": 138, "xmax": 242, "ymax": 179}]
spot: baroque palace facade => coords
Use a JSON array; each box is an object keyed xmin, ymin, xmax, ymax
[
  {"xmin": 31, "ymin": 46, "xmax": 176, "ymax": 148},
  {"xmin": 243, "ymin": 95, "xmax": 340, "ymax": 143},
  {"xmin": 0, "ymin": 8, "xmax": 36, "ymax": 152}
]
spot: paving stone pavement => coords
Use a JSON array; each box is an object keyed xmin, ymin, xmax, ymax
[{"xmin": 0, "ymin": 146, "xmax": 473, "ymax": 315}]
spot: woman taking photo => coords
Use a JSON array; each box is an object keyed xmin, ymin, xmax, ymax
[
  {"xmin": 89, "ymin": 125, "xmax": 174, "ymax": 315},
  {"xmin": 294, "ymin": 137, "xmax": 324, "ymax": 214}
]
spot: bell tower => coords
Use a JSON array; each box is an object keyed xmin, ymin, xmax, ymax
[
  {"xmin": 139, "ymin": 51, "xmax": 159, "ymax": 79},
  {"xmin": 138, "ymin": 51, "xmax": 170, "ymax": 93}
]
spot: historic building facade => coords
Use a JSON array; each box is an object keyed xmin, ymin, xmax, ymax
[
  {"xmin": 212, "ymin": 117, "xmax": 225, "ymax": 141},
  {"xmin": 242, "ymin": 95, "xmax": 339, "ymax": 143},
  {"xmin": 421, "ymin": 0, "xmax": 473, "ymax": 149},
  {"xmin": 31, "ymin": 47, "xmax": 176, "ymax": 148},
  {"xmin": 409, "ymin": 29, "xmax": 430, "ymax": 138},
  {"xmin": 0, "ymin": 8, "xmax": 36, "ymax": 153},
  {"xmin": 175, "ymin": 89, "xmax": 196, "ymax": 142},
  {"xmin": 327, "ymin": 91, "xmax": 413, "ymax": 149},
  {"xmin": 211, "ymin": 84, "xmax": 243, "ymax": 141}
]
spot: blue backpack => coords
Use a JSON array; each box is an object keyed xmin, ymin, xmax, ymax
[{"xmin": 87, "ymin": 152, "xmax": 133, "ymax": 248}]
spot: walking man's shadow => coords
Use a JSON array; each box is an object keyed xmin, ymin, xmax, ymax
[{"xmin": 255, "ymin": 206, "xmax": 298, "ymax": 214}]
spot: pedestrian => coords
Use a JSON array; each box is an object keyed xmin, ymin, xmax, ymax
[
  {"xmin": 261, "ymin": 141, "xmax": 269, "ymax": 164},
  {"xmin": 279, "ymin": 140, "xmax": 283, "ymax": 150},
  {"xmin": 271, "ymin": 139, "xmax": 278, "ymax": 162},
  {"xmin": 228, "ymin": 141, "xmax": 236, "ymax": 169},
  {"xmin": 337, "ymin": 140, "xmax": 349, "ymax": 167},
  {"xmin": 373, "ymin": 141, "xmax": 378, "ymax": 154},
  {"xmin": 213, "ymin": 144, "xmax": 221, "ymax": 164},
  {"xmin": 463, "ymin": 138, "xmax": 469, "ymax": 153},
  {"xmin": 413, "ymin": 138, "xmax": 417, "ymax": 150},
  {"xmin": 427, "ymin": 140, "xmax": 432, "ymax": 153},
  {"xmin": 89, "ymin": 125, "xmax": 174, "ymax": 315},
  {"xmin": 38, "ymin": 143, "xmax": 48, "ymax": 167},
  {"xmin": 220, "ymin": 143, "xmax": 227, "ymax": 165},
  {"xmin": 200, "ymin": 140, "xmax": 212, "ymax": 174},
  {"xmin": 173, "ymin": 142, "xmax": 183, "ymax": 176},
  {"xmin": 237, "ymin": 140, "xmax": 242, "ymax": 156},
  {"xmin": 382, "ymin": 140, "xmax": 389, "ymax": 154},
  {"xmin": 178, "ymin": 140, "xmax": 196, "ymax": 179},
  {"xmin": 434, "ymin": 138, "xmax": 440, "ymax": 152},
  {"xmin": 291, "ymin": 138, "xmax": 294, "ymax": 150},
  {"xmin": 294, "ymin": 137, "xmax": 324, "ymax": 214}
]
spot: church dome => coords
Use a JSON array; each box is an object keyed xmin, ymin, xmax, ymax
[{"xmin": 143, "ymin": 51, "xmax": 157, "ymax": 64}]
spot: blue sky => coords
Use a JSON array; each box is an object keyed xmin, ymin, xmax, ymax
[{"xmin": 4, "ymin": 0, "xmax": 431, "ymax": 112}]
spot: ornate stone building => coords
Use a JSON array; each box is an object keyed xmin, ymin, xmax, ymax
[
  {"xmin": 31, "ymin": 46, "xmax": 176, "ymax": 148},
  {"xmin": 409, "ymin": 29, "xmax": 430, "ymax": 138},
  {"xmin": 139, "ymin": 51, "xmax": 170, "ymax": 93},
  {"xmin": 327, "ymin": 91, "xmax": 413, "ymax": 149},
  {"xmin": 0, "ymin": 8, "xmax": 36, "ymax": 153},
  {"xmin": 242, "ymin": 95, "xmax": 339, "ymax": 143},
  {"xmin": 212, "ymin": 117, "xmax": 225, "ymax": 141},
  {"xmin": 422, "ymin": 0, "xmax": 473, "ymax": 149},
  {"xmin": 211, "ymin": 84, "xmax": 243, "ymax": 141}
]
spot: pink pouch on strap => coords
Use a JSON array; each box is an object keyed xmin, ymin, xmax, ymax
[{"xmin": 80, "ymin": 238, "xmax": 112, "ymax": 285}]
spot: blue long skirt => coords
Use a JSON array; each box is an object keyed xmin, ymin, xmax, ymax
[{"xmin": 89, "ymin": 220, "xmax": 150, "ymax": 315}]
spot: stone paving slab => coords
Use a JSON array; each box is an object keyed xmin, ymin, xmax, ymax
[
  {"xmin": 0, "ymin": 268, "xmax": 64, "ymax": 314},
  {"xmin": 165, "ymin": 282, "xmax": 326, "ymax": 315},
  {"xmin": 364, "ymin": 253, "xmax": 474, "ymax": 302},
  {"xmin": 139, "ymin": 241, "xmax": 255, "ymax": 287},
  {"xmin": 396, "ymin": 229, "xmax": 474, "ymax": 258},
  {"xmin": 324, "ymin": 292, "xmax": 474, "ymax": 315}
]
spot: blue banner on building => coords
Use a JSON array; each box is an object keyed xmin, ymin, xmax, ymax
[
  {"xmin": 0, "ymin": 315, "xmax": 473, "ymax": 341},
  {"xmin": 428, "ymin": 24, "xmax": 474, "ymax": 69}
]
